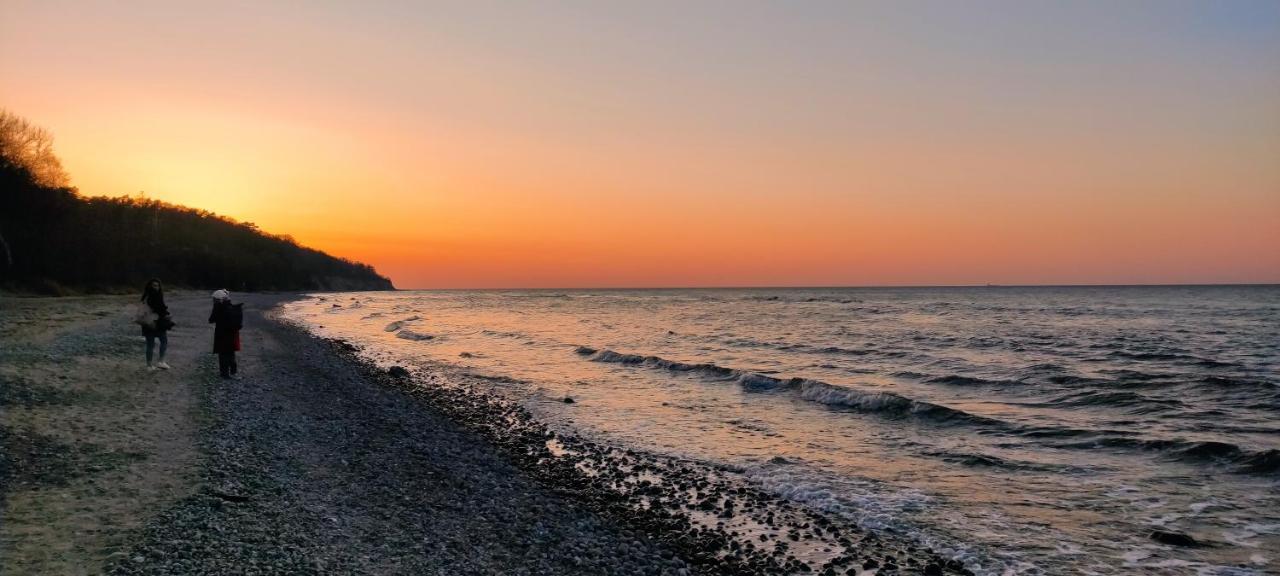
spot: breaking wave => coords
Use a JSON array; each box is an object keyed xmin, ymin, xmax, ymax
[
  {"xmin": 575, "ymin": 346, "xmax": 1280, "ymax": 477},
  {"xmin": 1047, "ymin": 437, "xmax": 1278, "ymax": 475},
  {"xmin": 575, "ymin": 347, "xmax": 1007, "ymax": 428}
]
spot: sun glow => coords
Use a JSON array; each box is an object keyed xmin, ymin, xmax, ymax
[{"xmin": 4, "ymin": 2, "xmax": 1277, "ymax": 288}]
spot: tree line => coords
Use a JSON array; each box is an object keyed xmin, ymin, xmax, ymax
[{"xmin": 0, "ymin": 109, "xmax": 393, "ymax": 294}]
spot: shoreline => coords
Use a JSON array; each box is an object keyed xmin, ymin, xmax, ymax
[
  {"xmin": 3, "ymin": 293, "xmax": 965, "ymax": 575},
  {"xmin": 317, "ymin": 335, "xmax": 972, "ymax": 575}
]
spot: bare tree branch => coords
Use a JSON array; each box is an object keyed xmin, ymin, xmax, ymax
[{"xmin": 0, "ymin": 109, "xmax": 70, "ymax": 188}]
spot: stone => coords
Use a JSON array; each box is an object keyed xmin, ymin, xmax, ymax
[{"xmin": 1150, "ymin": 530, "xmax": 1201, "ymax": 547}]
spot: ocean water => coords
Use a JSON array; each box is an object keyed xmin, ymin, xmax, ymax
[{"xmin": 281, "ymin": 286, "xmax": 1280, "ymax": 575}]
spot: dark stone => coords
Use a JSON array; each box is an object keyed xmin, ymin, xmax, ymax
[
  {"xmin": 209, "ymin": 489, "xmax": 250, "ymax": 502},
  {"xmin": 1150, "ymin": 530, "xmax": 1202, "ymax": 547},
  {"xmin": 388, "ymin": 366, "xmax": 410, "ymax": 378},
  {"xmin": 563, "ymin": 396, "xmax": 575, "ymax": 404},
  {"xmin": 924, "ymin": 563, "xmax": 944, "ymax": 576}
]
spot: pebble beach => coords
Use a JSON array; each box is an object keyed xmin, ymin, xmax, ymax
[{"xmin": 1, "ymin": 293, "xmax": 957, "ymax": 575}]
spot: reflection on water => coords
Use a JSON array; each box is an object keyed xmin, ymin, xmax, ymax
[{"xmin": 283, "ymin": 286, "xmax": 1280, "ymax": 575}]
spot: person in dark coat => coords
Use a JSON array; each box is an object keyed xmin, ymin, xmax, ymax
[
  {"xmin": 208, "ymin": 289, "xmax": 241, "ymax": 379},
  {"xmin": 141, "ymin": 278, "xmax": 175, "ymax": 370}
]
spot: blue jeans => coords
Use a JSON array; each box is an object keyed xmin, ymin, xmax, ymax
[{"xmin": 145, "ymin": 332, "xmax": 168, "ymax": 364}]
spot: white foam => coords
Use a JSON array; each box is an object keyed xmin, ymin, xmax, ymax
[
  {"xmin": 1221, "ymin": 529, "xmax": 1260, "ymax": 548},
  {"xmin": 1120, "ymin": 548, "xmax": 1152, "ymax": 564},
  {"xmin": 797, "ymin": 380, "xmax": 910, "ymax": 411}
]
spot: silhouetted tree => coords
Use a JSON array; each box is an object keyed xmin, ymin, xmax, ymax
[
  {"xmin": 0, "ymin": 110, "xmax": 393, "ymax": 294},
  {"xmin": 0, "ymin": 109, "xmax": 70, "ymax": 188}
]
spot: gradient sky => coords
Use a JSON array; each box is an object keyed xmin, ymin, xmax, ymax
[{"xmin": 3, "ymin": 1, "xmax": 1278, "ymax": 288}]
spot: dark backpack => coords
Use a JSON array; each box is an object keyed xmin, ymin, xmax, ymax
[{"xmin": 227, "ymin": 303, "xmax": 244, "ymax": 330}]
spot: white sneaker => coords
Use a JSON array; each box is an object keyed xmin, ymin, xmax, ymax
[
  {"xmin": 156, "ymin": 362, "xmax": 171, "ymax": 370},
  {"xmin": 147, "ymin": 365, "xmax": 159, "ymax": 372}
]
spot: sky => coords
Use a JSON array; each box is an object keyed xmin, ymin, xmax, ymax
[{"xmin": 2, "ymin": 1, "xmax": 1278, "ymax": 288}]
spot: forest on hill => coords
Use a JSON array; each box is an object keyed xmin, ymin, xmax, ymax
[{"xmin": 0, "ymin": 110, "xmax": 394, "ymax": 294}]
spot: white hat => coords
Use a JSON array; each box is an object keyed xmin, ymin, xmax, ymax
[{"xmin": 212, "ymin": 289, "xmax": 230, "ymax": 301}]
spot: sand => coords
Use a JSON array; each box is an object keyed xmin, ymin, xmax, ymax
[{"xmin": 1, "ymin": 294, "xmax": 200, "ymax": 575}]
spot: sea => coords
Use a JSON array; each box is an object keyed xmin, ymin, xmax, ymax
[{"xmin": 281, "ymin": 286, "xmax": 1279, "ymax": 575}]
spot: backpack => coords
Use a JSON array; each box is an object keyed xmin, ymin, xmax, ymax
[{"xmin": 227, "ymin": 303, "xmax": 244, "ymax": 330}]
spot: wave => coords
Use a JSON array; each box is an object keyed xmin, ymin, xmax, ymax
[
  {"xmin": 574, "ymin": 346, "xmax": 1280, "ymax": 476},
  {"xmin": 1107, "ymin": 349, "xmax": 1237, "ymax": 367},
  {"xmin": 384, "ymin": 316, "xmax": 421, "ymax": 332},
  {"xmin": 795, "ymin": 380, "xmax": 1008, "ymax": 427},
  {"xmin": 889, "ymin": 371, "xmax": 1021, "ymax": 387},
  {"xmin": 1096, "ymin": 369, "xmax": 1173, "ymax": 381},
  {"xmin": 924, "ymin": 449, "xmax": 1075, "ymax": 472},
  {"xmin": 1199, "ymin": 375, "xmax": 1278, "ymax": 390},
  {"xmin": 1045, "ymin": 374, "xmax": 1107, "ymax": 386},
  {"xmin": 1236, "ymin": 449, "xmax": 1280, "ymax": 475},
  {"xmin": 924, "ymin": 374, "xmax": 1018, "ymax": 387},
  {"xmin": 740, "ymin": 294, "xmax": 866, "ymax": 305},
  {"xmin": 988, "ymin": 425, "xmax": 1280, "ymax": 475},
  {"xmin": 742, "ymin": 294, "xmax": 860, "ymax": 303},
  {"xmin": 704, "ymin": 335, "xmax": 894, "ymax": 358},
  {"xmin": 813, "ymin": 345, "xmax": 876, "ymax": 356},
  {"xmin": 396, "ymin": 329, "xmax": 435, "ymax": 341},
  {"xmin": 574, "ymin": 347, "xmax": 739, "ymax": 380},
  {"xmin": 1049, "ymin": 436, "xmax": 1278, "ymax": 476},
  {"xmin": 891, "ymin": 371, "xmax": 929, "ymax": 380},
  {"xmin": 576, "ymin": 347, "xmax": 1008, "ymax": 429},
  {"xmin": 482, "ymin": 329, "xmax": 531, "ymax": 339},
  {"xmin": 1040, "ymin": 390, "xmax": 1185, "ymax": 410}
]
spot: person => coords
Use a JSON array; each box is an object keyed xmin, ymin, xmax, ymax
[
  {"xmin": 208, "ymin": 289, "xmax": 241, "ymax": 379},
  {"xmin": 140, "ymin": 278, "xmax": 175, "ymax": 370}
]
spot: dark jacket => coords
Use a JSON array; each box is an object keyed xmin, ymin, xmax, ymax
[
  {"xmin": 209, "ymin": 301, "xmax": 241, "ymax": 353},
  {"xmin": 141, "ymin": 288, "xmax": 172, "ymax": 337}
]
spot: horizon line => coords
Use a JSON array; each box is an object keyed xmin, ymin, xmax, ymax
[{"xmin": 382, "ymin": 282, "xmax": 1280, "ymax": 291}]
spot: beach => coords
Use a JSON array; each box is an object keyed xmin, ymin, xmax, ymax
[
  {"xmin": 283, "ymin": 287, "xmax": 1279, "ymax": 575},
  {"xmin": 1, "ymin": 293, "xmax": 957, "ymax": 575},
  {"xmin": 5, "ymin": 2, "xmax": 1276, "ymax": 573}
]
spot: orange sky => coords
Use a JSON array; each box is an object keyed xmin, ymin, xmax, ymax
[{"xmin": 3, "ymin": 2, "xmax": 1278, "ymax": 288}]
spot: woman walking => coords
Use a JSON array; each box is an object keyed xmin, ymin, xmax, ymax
[
  {"xmin": 209, "ymin": 289, "xmax": 242, "ymax": 379},
  {"xmin": 140, "ymin": 278, "xmax": 175, "ymax": 370}
]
